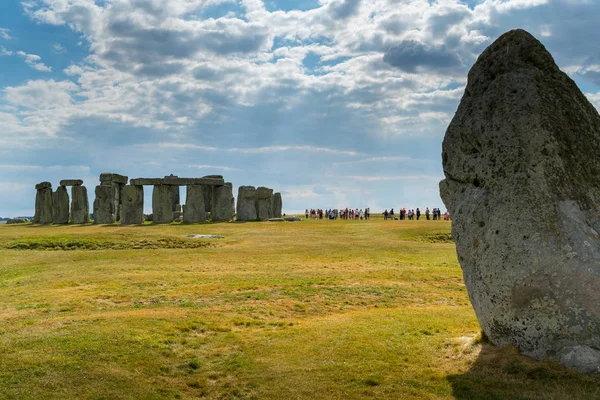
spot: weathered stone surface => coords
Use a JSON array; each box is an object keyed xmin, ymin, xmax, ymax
[
  {"xmin": 7, "ymin": 218, "xmax": 29, "ymax": 224},
  {"xmin": 52, "ymin": 186, "xmax": 70, "ymax": 224},
  {"xmin": 129, "ymin": 177, "xmax": 224, "ymax": 186},
  {"xmin": 256, "ymin": 187, "xmax": 273, "ymax": 221},
  {"xmin": 35, "ymin": 181, "xmax": 51, "ymax": 190},
  {"xmin": 34, "ymin": 186, "xmax": 53, "ymax": 224},
  {"xmin": 100, "ymin": 173, "xmax": 128, "ymax": 184},
  {"xmin": 439, "ymin": 29, "xmax": 600, "ymax": 373},
  {"xmin": 121, "ymin": 185, "xmax": 144, "ymax": 225},
  {"xmin": 203, "ymin": 175, "xmax": 223, "ymax": 179},
  {"xmin": 283, "ymin": 216, "xmax": 301, "ymax": 222},
  {"xmin": 93, "ymin": 185, "xmax": 115, "ymax": 224},
  {"xmin": 152, "ymin": 185, "xmax": 174, "ymax": 224},
  {"xmin": 204, "ymin": 185, "xmax": 213, "ymax": 213},
  {"xmin": 272, "ymin": 192, "xmax": 282, "ymax": 218},
  {"xmin": 184, "ymin": 185, "xmax": 206, "ymax": 223},
  {"xmin": 60, "ymin": 179, "xmax": 83, "ymax": 186},
  {"xmin": 236, "ymin": 186, "xmax": 257, "ymax": 221},
  {"xmin": 212, "ymin": 183, "xmax": 234, "ymax": 221},
  {"xmin": 71, "ymin": 186, "xmax": 90, "ymax": 224}
]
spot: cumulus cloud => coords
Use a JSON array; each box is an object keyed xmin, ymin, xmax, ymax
[
  {"xmin": 0, "ymin": 28, "xmax": 13, "ymax": 40},
  {"xmin": 16, "ymin": 51, "xmax": 52, "ymax": 72},
  {"xmin": 383, "ymin": 40, "xmax": 463, "ymax": 72}
]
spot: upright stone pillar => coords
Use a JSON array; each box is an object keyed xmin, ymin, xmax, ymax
[
  {"xmin": 202, "ymin": 175, "xmax": 222, "ymax": 213},
  {"xmin": 121, "ymin": 185, "xmax": 144, "ymax": 225},
  {"xmin": 100, "ymin": 173, "xmax": 128, "ymax": 221},
  {"xmin": 71, "ymin": 186, "xmax": 90, "ymax": 224},
  {"xmin": 236, "ymin": 186, "xmax": 258, "ymax": 221},
  {"xmin": 256, "ymin": 187, "xmax": 274, "ymax": 221},
  {"xmin": 52, "ymin": 186, "xmax": 70, "ymax": 224},
  {"xmin": 152, "ymin": 185, "xmax": 174, "ymax": 224},
  {"xmin": 184, "ymin": 185, "xmax": 206, "ymax": 223},
  {"xmin": 93, "ymin": 185, "xmax": 115, "ymax": 224},
  {"xmin": 34, "ymin": 182, "xmax": 53, "ymax": 224},
  {"xmin": 164, "ymin": 175, "xmax": 180, "ymax": 211},
  {"xmin": 272, "ymin": 192, "xmax": 282, "ymax": 218},
  {"xmin": 212, "ymin": 183, "xmax": 234, "ymax": 222}
]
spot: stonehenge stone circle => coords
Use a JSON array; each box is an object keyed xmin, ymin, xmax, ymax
[
  {"xmin": 256, "ymin": 187, "xmax": 274, "ymax": 221},
  {"xmin": 440, "ymin": 29, "xmax": 600, "ymax": 373},
  {"xmin": 60, "ymin": 179, "xmax": 83, "ymax": 186},
  {"xmin": 164, "ymin": 175, "xmax": 180, "ymax": 211},
  {"xmin": 272, "ymin": 193, "xmax": 282, "ymax": 219},
  {"xmin": 100, "ymin": 173, "xmax": 128, "ymax": 221},
  {"xmin": 152, "ymin": 185, "xmax": 174, "ymax": 224},
  {"xmin": 121, "ymin": 185, "xmax": 144, "ymax": 225},
  {"xmin": 184, "ymin": 185, "xmax": 206, "ymax": 223},
  {"xmin": 71, "ymin": 186, "xmax": 90, "ymax": 224},
  {"xmin": 34, "ymin": 182, "xmax": 53, "ymax": 224},
  {"xmin": 236, "ymin": 186, "xmax": 258, "ymax": 221},
  {"xmin": 212, "ymin": 183, "xmax": 235, "ymax": 221},
  {"xmin": 52, "ymin": 186, "xmax": 70, "ymax": 224},
  {"xmin": 93, "ymin": 185, "xmax": 115, "ymax": 224}
]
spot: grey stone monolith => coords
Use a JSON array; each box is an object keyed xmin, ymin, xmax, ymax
[
  {"xmin": 121, "ymin": 185, "xmax": 144, "ymax": 225},
  {"xmin": 236, "ymin": 186, "xmax": 257, "ymax": 221},
  {"xmin": 204, "ymin": 185, "xmax": 213, "ymax": 213},
  {"xmin": 34, "ymin": 183, "xmax": 53, "ymax": 224},
  {"xmin": 93, "ymin": 185, "xmax": 115, "ymax": 224},
  {"xmin": 164, "ymin": 175, "xmax": 180, "ymax": 211},
  {"xmin": 439, "ymin": 29, "xmax": 600, "ymax": 373},
  {"xmin": 256, "ymin": 187, "xmax": 273, "ymax": 221},
  {"xmin": 52, "ymin": 186, "xmax": 70, "ymax": 224},
  {"xmin": 71, "ymin": 186, "xmax": 90, "ymax": 224},
  {"xmin": 272, "ymin": 192, "xmax": 282, "ymax": 218},
  {"xmin": 152, "ymin": 185, "xmax": 173, "ymax": 224},
  {"xmin": 184, "ymin": 185, "xmax": 206, "ymax": 223},
  {"xmin": 212, "ymin": 183, "xmax": 234, "ymax": 222},
  {"xmin": 100, "ymin": 173, "xmax": 128, "ymax": 221}
]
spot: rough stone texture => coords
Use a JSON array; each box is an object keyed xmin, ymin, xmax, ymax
[
  {"xmin": 152, "ymin": 185, "xmax": 174, "ymax": 224},
  {"xmin": 236, "ymin": 186, "xmax": 257, "ymax": 221},
  {"xmin": 100, "ymin": 173, "xmax": 128, "ymax": 184},
  {"xmin": 212, "ymin": 183, "xmax": 234, "ymax": 221},
  {"xmin": 71, "ymin": 186, "xmax": 90, "ymax": 224},
  {"xmin": 60, "ymin": 179, "xmax": 83, "ymax": 186},
  {"xmin": 204, "ymin": 185, "xmax": 213, "ymax": 213},
  {"xmin": 164, "ymin": 175, "xmax": 180, "ymax": 210},
  {"xmin": 52, "ymin": 186, "xmax": 70, "ymax": 224},
  {"xmin": 7, "ymin": 218, "xmax": 29, "ymax": 224},
  {"xmin": 184, "ymin": 185, "xmax": 206, "ymax": 223},
  {"xmin": 121, "ymin": 185, "xmax": 144, "ymax": 225},
  {"xmin": 272, "ymin": 192, "xmax": 282, "ymax": 218},
  {"xmin": 284, "ymin": 216, "xmax": 301, "ymax": 222},
  {"xmin": 256, "ymin": 187, "xmax": 273, "ymax": 221},
  {"xmin": 34, "ymin": 186, "xmax": 53, "ymax": 224},
  {"xmin": 130, "ymin": 177, "xmax": 224, "ymax": 186},
  {"xmin": 558, "ymin": 346, "xmax": 600, "ymax": 375},
  {"xmin": 93, "ymin": 185, "xmax": 115, "ymax": 224},
  {"xmin": 35, "ymin": 181, "xmax": 51, "ymax": 190},
  {"xmin": 439, "ymin": 29, "xmax": 600, "ymax": 373}
]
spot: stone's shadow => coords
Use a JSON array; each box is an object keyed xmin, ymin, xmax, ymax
[{"xmin": 447, "ymin": 343, "xmax": 600, "ymax": 399}]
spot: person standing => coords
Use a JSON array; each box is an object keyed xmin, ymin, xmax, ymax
[
  {"xmin": 425, "ymin": 207, "xmax": 430, "ymax": 220},
  {"xmin": 416, "ymin": 208, "xmax": 421, "ymax": 220}
]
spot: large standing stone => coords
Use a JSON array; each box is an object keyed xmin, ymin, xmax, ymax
[
  {"xmin": 100, "ymin": 173, "xmax": 128, "ymax": 221},
  {"xmin": 204, "ymin": 185, "xmax": 213, "ymax": 213},
  {"xmin": 93, "ymin": 185, "xmax": 115, "ymax": 224},
  {"xmin": 256, "ymin": 187, "xmax": 273, "ymax": 221},
  {"xmin": 52, "ymin": 186, "xmax": 70, "ymax": 224},
  {"xmin": 184, "ymin": 185, "xmax": 206, "ymax": 223},
  {"xmin": 33, "ymin": 182, "xmax": 53, "ymax": 224},
  {"xmin": 272, "ymin": 192, "xmax": 282, "ymax": 218},
  {"xmin": 71, "ymin": 186, "xmax": 90, "ymax": 224},
  {"xmin": 439, "ymin": 29, "xmax": 600, "ymax": 373},
  {"xmin": 212, "ymin": 183, "xmax": 234, "ymax": 221},
  {"xmin": 236, "ymin": 186, "xmax": 258, "ymax": 221},
  {"xmin": 121, "ymin": 185, "xmax": 144, "ymax": 225},
  {"xmin": 152, "ymin": 185, "xmax": 174, "ymax": 224},
  {"xmin": 164, "ymin": 175, "xmax": 180, "ymax": 211}
]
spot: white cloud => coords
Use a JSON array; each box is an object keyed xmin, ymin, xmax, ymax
[
  {"xmin": 53, "ymin": 43, "xmax": 66, "ymax": 54},
  {"xmin": 188, "ymin": 164, "xmax": 240, "ymax": 171},
  {"xmin": 0, "ymin": 28, "xmax": 13, "ymax": 40},
  {"xmin": 0, "ymin": 46, "xmax": 12, "ymax": 56},
  {"xmin": 16, "ymin": 50, "xmax": 52, "ymax": 72}
]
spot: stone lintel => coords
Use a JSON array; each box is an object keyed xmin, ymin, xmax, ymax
[
  {"xmin": 129, "ymin": 177, "xmax": 225, "ymax": 186},
  {"xmin": 99, "ymin": 173, "xmax": 129, "ymax": 184},
  {"xmin": 35, "ymin": 181, "xmax": 52, "ymax": 190},
  {"xmin": 60, "ymin": 179, "xmax": 84, "ymax": 186}
]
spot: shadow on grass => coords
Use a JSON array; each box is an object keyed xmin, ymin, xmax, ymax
[{"xmin": 447, "ymin": 343, "xmax": 600, "ymax": 400}]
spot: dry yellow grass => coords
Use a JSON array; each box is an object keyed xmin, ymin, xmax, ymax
[{"xmin": 0, "ymin": 218, "xmax": 598, "ymax": 399}]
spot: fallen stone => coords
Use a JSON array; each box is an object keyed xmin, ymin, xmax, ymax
[
  {"xmin": 439, "ymin": 29, "xmax": 600, "ymax": 373},
  {"xmin": 272, "ymin": 192, "xmax": 282, "ymax": 218},
  {"xmin": 558, "ymin": 346, "xmax": 600, "ymax": 375},
  {"xmin": 93, "ymin": 185, "xmax": 115, "ymax": 224},
  {"xmin": 184, "ymin": 185, "xmax": 206, "ymax": 223},
  {"xmin": 71, "ymin": 186, "xmax": 90, "ymax": 224},
  {"xmin": 256, "ymin": 187, "xmax": 273, "ymax": 221},
  {"xmin": 187, "ymin": 234, "xmax": 224, "ymax": 239},
  {"xmin": 283, "ymin": 216, "xmax": 301, "ymax": 222},
  {"xmin": 236, "ymin": 186, "xmax": 257, "ymax": 221},
  {"xmin": 121, "ymin": 185, "xmax": 144, "ymax": 225},
  {"xmin": 7, "ymin": 218, "xmax": 29, "ymax": 224},
  {"xmin": 152, "ymin": 185, "xmax": 174, "ymax": 224},
  {"xmin": 52, "ymin": 186, "xmax": 70, "ymax": 224},
  {"xmin": 60, "ymin": 179, "xmax": 83, "ymax": 186},
  {"xmin": 212, "ymin": 183, "xmax": 234, "ymax": 221}
]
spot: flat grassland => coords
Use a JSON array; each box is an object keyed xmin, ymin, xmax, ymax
[{"xmin": 0, "ymin": 218, "xmax": 598, "ymax": 399}]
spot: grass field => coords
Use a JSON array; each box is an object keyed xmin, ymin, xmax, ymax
[{"xmin": 0, "ymin": 217, "xmax": 598, "ymax": 399}]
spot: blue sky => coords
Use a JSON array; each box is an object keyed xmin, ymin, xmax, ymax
[{"xmin": 0, "ymin": 0, "xmax": 599, "ymax": 216}]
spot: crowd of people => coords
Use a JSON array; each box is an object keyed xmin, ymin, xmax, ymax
[{"xmin": 305, "ymin": 207, "xmax": 450, "ymax": 221}]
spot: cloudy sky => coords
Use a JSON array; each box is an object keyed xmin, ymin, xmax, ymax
[{"xmin": 1, "ymin": 0, "xmax": 599, "ymax": 216}]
